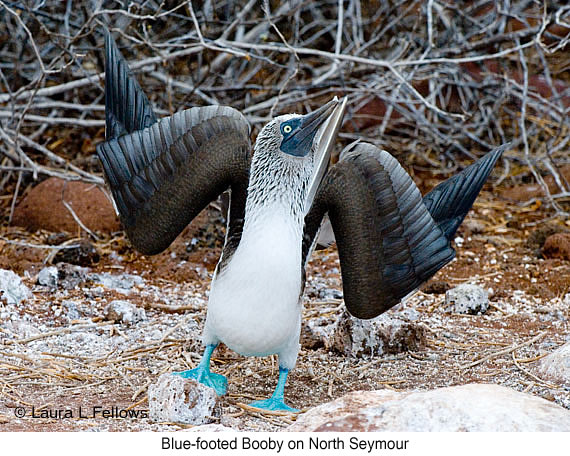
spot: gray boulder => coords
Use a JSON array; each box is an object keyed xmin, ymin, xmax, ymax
[
  {"xmin": 329, "ymin": 310, "xmax": 426, "ymax": 357},
  {"xmin": 103, "ymin": 300, "xmax": 146, "ymax": 324}
]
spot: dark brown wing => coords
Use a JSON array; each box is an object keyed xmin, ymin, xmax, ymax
[
  {"xmin": 97, "ymin": 32, "xmax": 251, "ymax": 257},
  {"xmin": 97, "ymin": 107, "xmax": 251, "ymax": 256},
  {"xmin": 303, "ymin": 144, "xmax": 504, "ymax": 319}
]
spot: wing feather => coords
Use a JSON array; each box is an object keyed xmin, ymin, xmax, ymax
[
  {"xmin": 303, "ymin": 143, "xmax": 503, "ymax": 319},
  {"xmin": 97, "ymin": 107, "xmax": 251, "ymax": 255},
  {"xmin": 104, "ymin": 31, "xmax": 157, "ymax": 138},
  {"xmin": 97, "ymin": 32, "xmax": 251, "ymax": 258},
  {"xmin": 422, "ymin": 144, "xmax": 507, "ymax": 239}
]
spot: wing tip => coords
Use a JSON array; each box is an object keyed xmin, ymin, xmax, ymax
[{"xmin": 103, "ymin": 29, "xmax": 157, "ymax": 140}]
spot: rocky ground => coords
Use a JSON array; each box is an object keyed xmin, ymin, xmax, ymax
[{"xmin": 0, "ymin": 170, "xmax": 569, "ymax": 431}]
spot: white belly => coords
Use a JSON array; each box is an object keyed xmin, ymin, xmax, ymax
[{"xmin": 205, "ymin": 212, "xmax": 303, "ymax": 358}]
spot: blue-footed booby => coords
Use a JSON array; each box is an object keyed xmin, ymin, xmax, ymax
[{"xmin": 97, "ymin": 32, "xmax": 506, "ymax": 412}]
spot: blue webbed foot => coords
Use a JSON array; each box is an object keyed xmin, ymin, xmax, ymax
[
  {"xmin": 248, "ymin": 397, "xmax": 299, "ymax": 413},
  {"xmin": 174, "ymin": 366, "xmax": 228, "ymax": 396},
  {"xmin": 173, "ymin": 344, "xmax": 227, "ymax": 396},
  {"xmin": 247, "ymin": 366, "xmax": 298, "ymax": 412}
]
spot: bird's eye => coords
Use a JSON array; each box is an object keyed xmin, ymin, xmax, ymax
[{"xmin": 283, "ymin": 125, "xmax": 292, "ymax": 134}]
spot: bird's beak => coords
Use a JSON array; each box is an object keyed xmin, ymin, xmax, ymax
[
  {"xmin": 296, "ymin": 98, "xmax": 339, "ymax": 141},
  {"xmin": 281, "ymin": 98, "xmax": 340, "ymax": 158},
  {"xmin": 304, "ymin": 96, "xmax": 347, "ymax": 214}
]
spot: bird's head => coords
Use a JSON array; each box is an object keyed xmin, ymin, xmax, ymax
[
  {"xmin": 247, "ymin": 98, "xmax": 345, "ymax": 220},
  {"xmin": 255, "ymin": 98, "xmax": 340, "ymax": 160}
]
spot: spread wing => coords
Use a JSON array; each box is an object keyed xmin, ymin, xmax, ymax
[
  {"xmin": 303, "ymin": 144, "xmax": 504, "ymax": 319},
  {"xmin": 97, "ymin": 32, "xmax": 251, "ymax": 258}
]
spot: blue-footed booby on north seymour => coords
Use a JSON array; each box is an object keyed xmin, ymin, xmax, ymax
[{"xmin": 96, "ymin": 32, "xmax": 506, "ymax": 412}]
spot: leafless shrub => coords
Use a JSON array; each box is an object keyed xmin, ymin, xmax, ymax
[{"xmin": 0, "ymin": 0, "xmax": 568, "ymax": 219}]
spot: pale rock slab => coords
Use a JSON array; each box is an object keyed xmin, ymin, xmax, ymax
[
  {"xmin": 329, "ymin": 310, "xmax": 426, "ymax": 357},
  {"xmin": 445, "ymin": 284, "xmax": 489, "ymax": 314},
  {"xmin": 536, "ymin": 342, "xmax": 570, "ymax": 386},
  {"xmin": 149, "ymin": 374, "xmax": 219, "ymax": 425},
  {"xmin": 288, "ymin": 384, "xmax": 570, "ymax": 431},
  {"xmin": 0, "ymin": 269, "xmax": 31, "ymax": 306}
]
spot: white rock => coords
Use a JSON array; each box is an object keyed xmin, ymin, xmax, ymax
[
  {"xmin": 445, "ymin": 284, "xmax": 489, "ymax": 314},
  {"xmin": 37, "ymin": 266, "xmax": 58, "ymax": 288},
  {"xmin": 536, "ymin": 342, "xmax": 570, "ymax": 386},
  {"xmin": 149, "ymin": 374, "xmax": 219, "ymax": 425},
  {"xmin": 104, "ymin": 300, "xmax": 146, "ymax": 324},
  {"xmin": 0, "ymin": 269, "xmax": 32, "ymax": 305},
  {"xmin": 329, "ymin": 310, "xmax": 426, "ymax": 357},
  {"xmin": 288, "ymin": 384, "xmax": 570, "ymax": 431}
]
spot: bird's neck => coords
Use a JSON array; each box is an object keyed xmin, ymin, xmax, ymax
[
  {"xmin": 242, "ymin": 201, "xmax": 304, "ymax": 244},
  {"xmin": 243, "ymin": 153, "xmax": 311, "ymax": 238}
]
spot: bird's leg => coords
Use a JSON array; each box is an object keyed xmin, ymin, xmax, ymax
[
  {"xmin": 173, "ymin": 344, "xmax": 227, "ymax": 396},
  {"xmin": 248, "ymin": 367, "xmax": 299, "ymax": 412}
]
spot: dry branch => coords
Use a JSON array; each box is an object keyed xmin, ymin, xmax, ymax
[{"xmin": 0, "ymin": 0, "xmax": 568, "ymax": 219}]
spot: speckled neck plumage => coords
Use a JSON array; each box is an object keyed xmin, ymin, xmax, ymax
[{"xmin": 244, "ymin": 119, "xmax": 315, "ymax": 232}]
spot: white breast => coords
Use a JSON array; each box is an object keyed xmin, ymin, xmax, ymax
[{"xmin": 204, "ymin": 206, "xmax": 303, "ymax": 358}]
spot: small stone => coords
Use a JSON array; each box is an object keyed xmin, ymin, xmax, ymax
[
  {"xmin": 53, "ymin": 241, "xmax": 100, "ymax": 266},
  {"xmin": 37, "ymin": 266, "xmax": 58, "ymax": 288},
  {"xmin": 445, "ymin": 284, "xmax": 489, "ymax": 314},
  {"xmin": 62, "ymin": 300, "xmax": 81, "ymax": 321},
  {"xmin": 0, "ymin": 269, "xmax": 31, "ymax": 306},
  {"xmin": 104, "ymin": 300, "xmax": 146, "ymax": 324},
  {"xmin": 422, "ymin": 280, "xmax": 450, "ymax": 294},
  {"xmin": 542, "ymin": 233, "xmax": 570, "ymax": 261},
  {"xmin": 148, "ymin": 374, "xmax": 219, "ymax": 425},
  {"xmin": 535, "ymin": 342, "xmax": 570, "ymax": 386},
  {"xmin": 463, "ymin": 219, "xmax": 486, "ymax": 234},
  {"xmin": 46, "ymin": 232, "xmax": 70, "ymax": 245},
  {"xmin": 526, "ymin": 223, "xmax": 569, "ymax": 253},
  {"xmin": 87, "ymin": 286, "xmax": 104, "ymax": 298},
  {"xmin": 399, "ymin": 307, "xmax": 420, "ymax": 321},
  {"xmin": 329, "ymin": 310, "xmax": 426, "ymax": 357},
  {"xmin": 57, "ymin": 263, "xmax": 89, "ymax": 290},
  {"xmin": 89, "ymin": 272, "xmax": 144, "ymax": 294},
  {"xmin": 317, "ymin": 288, "xmax": 343, "ymax": 300}
]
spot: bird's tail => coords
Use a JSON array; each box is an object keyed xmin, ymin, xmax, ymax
[
  {"xmin": 103, "ymin": 30, "xmax": 157, "ymax": 140},
  {"xmin": 422, "ymin": 144, "xmax": 507, "ymax": 240}
]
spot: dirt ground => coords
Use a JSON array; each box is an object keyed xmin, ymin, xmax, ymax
[{"xmin": 0, "ymin": 176, "xmax": 569, "ymax": 431}]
